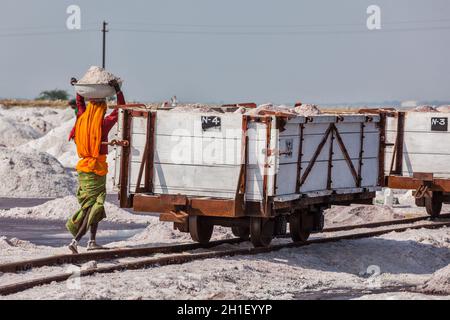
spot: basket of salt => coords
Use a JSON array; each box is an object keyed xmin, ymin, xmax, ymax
[{"xmin": 74, "ymin": 66, "xmax": 122, "ymax": 99}]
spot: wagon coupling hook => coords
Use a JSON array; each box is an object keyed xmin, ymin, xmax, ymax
[{"xmin": 102, "ymin": 139, "xmax": 129, "ymax": 147}]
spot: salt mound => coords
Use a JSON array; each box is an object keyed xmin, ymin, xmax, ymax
[
  {"xmin": 120, "ymin": 219, "xmax": 234, "ymax": 245},
  {"xmin": 413, "ymin": 105, "xmax": 438, "ymax": 112},
  {"xmin": 0, "ymin": 195, "xmax": 152, "ymax": 224},
  {"xmin": 128, "ymin": 220, "xmax": 194, "ymax": 243},
  {"xmin": 419, "ymin": 265, "xmax": 450, "ymax": 295},
  {"xmin": 294, "ymin": 104, "xmax": 321, "ymax": 116},
  {"xmin": 78, "ymin": 66, "xmax": 122, "ymax": 85},
  {"xmin": 0, "ymin": 147, "xmax": 76, "ymax": 197},
  {"xmin": 245, "ymin": 103, "xmax": 297, "ymax": 116},
  {"xmin": 244, "ymin": 103, "xmax": 322, "ymax": 116},
  {"xmin": 0, "ymin": 236, "xmax": 37, "ymax": 249},
  {"xmin": 437, "ymin": 105, "xmax": 450, "ymax": 113},
  {"xmin": 325, "ymin": 204, "xmax": 402, "ymax": 226},
  {"xmin": 18, "ymin": 119, "xmax": 78, "ymax": 167},
  {"xmin": 0, "ymin": 116, "xmax": 41, "ymax": 147},
  {"xmin": 0, "ymin": 107, "xmax": 74, "ymax": 136},
  {"xmin": 19, "ymin": 117, "xmax": 119, "ymax": 171},
  {"xmin": 170, "ymin": 104, "xmax": 219, "ymax": 113}
]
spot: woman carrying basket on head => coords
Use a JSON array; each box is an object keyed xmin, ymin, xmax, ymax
[{"xmin": 66, "ymin": 76, "xmax": 125, "ymax": 254}]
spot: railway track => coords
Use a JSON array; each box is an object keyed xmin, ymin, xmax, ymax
[
  {"xmin": 0, "ymin": 215, "xmax": 449, "ymax": 296},
  {"xmin": 2, "ymin": 213, "xmax": 447, "ymax": 275}
]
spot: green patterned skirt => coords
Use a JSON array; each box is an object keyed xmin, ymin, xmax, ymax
[{"xmin": 66, "ymin": 172, "xmax": 107, "ymax": 237}]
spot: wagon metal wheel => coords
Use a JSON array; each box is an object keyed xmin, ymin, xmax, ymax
[
  {"xmin": 250, "ymin": 218, "xmax": 274, "ymax": 247},
  {"xmin": 425, "ymin": 192, "xmax": 443, "ymax": 218},
  {"xmin": 289, "ymin": 212, "xmax": 311, "ymax": 243},
  {"xmin": 189, "ymin": 216, "xmax": 214, "ymax": 245},
  {"xmin": 231, "ymin": 226, "xmax": 250, "ymax": 240}
]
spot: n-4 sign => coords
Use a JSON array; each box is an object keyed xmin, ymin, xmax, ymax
[
  {"xmin": 201, "ymin": 116, "xmax": 221, "ymax": 131},
  {"xmin": 431, "ymin": 117, "xmax": 448, "ymax": 131}
]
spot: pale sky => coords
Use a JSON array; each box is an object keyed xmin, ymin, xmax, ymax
[{"xmin": 1, "ymin": 0, "xmax": 450, "ymax": 104}]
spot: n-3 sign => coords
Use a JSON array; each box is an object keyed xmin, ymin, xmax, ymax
[{"xmin": 431, "ymin": 117, "xmax": 448, "ymax": 131}]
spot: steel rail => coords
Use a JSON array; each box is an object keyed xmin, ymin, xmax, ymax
[{"xmin": 1, "ymin": 220, "xmax": 449, "ymax": 296}]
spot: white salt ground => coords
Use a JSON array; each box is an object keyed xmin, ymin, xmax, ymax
[
  {"xmin": 0, "ymin": 147, "xmax": 76, "ymax": 197},
  {"xmin": 1, "ymin": 227, "xmax": 448, "ymax": 300},
  {"xmin": 0, "ymin": 196, "xmax": 153, "ymax": 225},
  {"xmin": 325, "ymin": 204, "xmax": 407, "ymax": 227}
]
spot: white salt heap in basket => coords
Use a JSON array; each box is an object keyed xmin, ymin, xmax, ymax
[{"xmin": 77, "ymin": 66, "xmax": 122, "ymax": 84}]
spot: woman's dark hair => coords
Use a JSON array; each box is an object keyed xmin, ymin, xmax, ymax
[{"xmin": 68, "ymin": 99, "xmax": 77, "ymax": 108}]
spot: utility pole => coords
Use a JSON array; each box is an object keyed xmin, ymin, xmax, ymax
[{"xmin": 102, "ymin": 21, "xmax": 108, "ymax": 68}]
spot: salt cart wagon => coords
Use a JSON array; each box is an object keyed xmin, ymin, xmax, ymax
[
  {"xmin": 385, "ymin": 110, "xmax": 450, "ymax": 217},
  {"xmin": 113, "ymin": 105, "xmax": 386, "ymax": 247}
]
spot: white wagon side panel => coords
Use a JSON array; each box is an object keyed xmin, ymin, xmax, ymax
[
  {"xmin": 386, "ymin": 112, "xmax": 450, "ymax": 178},
  {"xmin": 275, "ymin": 116, "xmax": 381, "ymax": 196}
]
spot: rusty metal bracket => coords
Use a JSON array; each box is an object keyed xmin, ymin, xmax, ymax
[
  {"xmin": 390, "ymin": 112, "xmax": 405, "ymax": 175},
  {"xmin": 160, "ymin": 210, "xmax": 188, "ymax": 224},
  {"xmin": 415, "ymin": 185, "xmax": 429, "ymax": 199}
]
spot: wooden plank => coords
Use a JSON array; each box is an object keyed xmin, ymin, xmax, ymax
[
  {"xmin": 393, "ymin": 112, "xmax": 405, "ymax": 175},
  {"xmin": 326, "ymin": 128, "xmax": 334, "ymax": 189},
  {"xmin": 295, "ymin": 123, "xmax": 304, "ymax": 193},
  {"xmin": 237, "ymin": 115, "xmax": 248, "ymax": 195},
  {"xmin": 357, "ymin": 122, "xmax": 365, "ymax": 187},
  {"xmin": 119, "ymin": 110, "xmax": 132, "ymax": 208},
  {"xmin": 145, "ymin": 113, "xmax": 156, "ymax": 192},
  {"xmin": 262, "ymin": 117, "xmax": 272, "ymax": 215},
  {"xmin": 132, "ymin": 194, "xmax": 240, "ymax": 217},
  {"xmin": 190, "ymin": 198, "xmax": 239, "ymax": 217},
  {"xmin": 387, "ymin": 175, "xmax": 450, "ymax": 192}
]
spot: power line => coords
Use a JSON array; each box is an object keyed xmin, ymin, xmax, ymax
[
  {"xmin": 2, "ymin": 16, "xmax": 449, "ymax": 34},
  {"xmin": 110, "ymin": 17, "xmax": 450, "ymax": 29},
  {"xmin": 0, "ymin": 23, "xmax": 99, "ymax": 32},
  {"xmin": 2, "ymin": 21, "xmax": 450, "ymax": 39},
  {"xmin": 0, "ymin": 29, "xmax": 98, "ymax": 38},
  {"xmin": 111, "ymin": 25, "xmax": 450, "ymax": 36}
]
